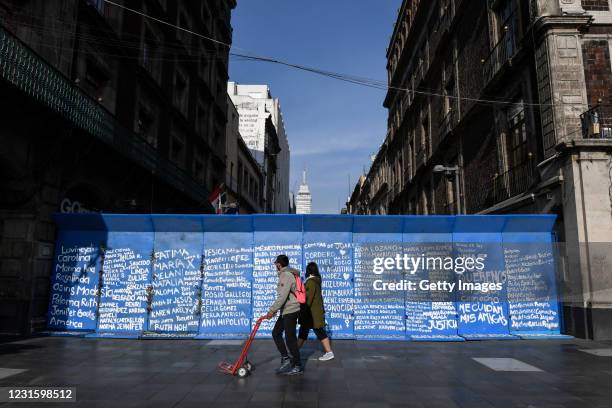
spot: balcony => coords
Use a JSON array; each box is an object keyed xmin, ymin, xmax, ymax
[
  {"xmin": 465, "ymin": 160, "xmax": 536, "ymax": 212},
  {"xmin": 0, "ymin": 26, "xmax": 211, "ymax": 205},
  {"xmin": 482, "ymin": 28, "xmax": 518, "ymax": 85},
  {"xmin": 581, "ymin": 105, "xmax": 612, "ymax": 139}
]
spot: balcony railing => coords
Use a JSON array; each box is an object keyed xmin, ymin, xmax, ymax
[
  {"xmin": 580, "ymin": 105, "xmax": 612, "ymax": 139},
  {"xmin": 0, "ymin": 26, "xmax": 211, "ymax": 205},
  {"xmin": 465, "ymin": 160, "xmax": 536, "ymax": 212},
  {"xmin": 482, "ymin": 28, "xmax": 518, "ymax": 85}
]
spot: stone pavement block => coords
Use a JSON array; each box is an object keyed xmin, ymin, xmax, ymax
[
  {"xmin": 250, "ymin": 390, "xmax": 284, "ymax": 402},
  {"xmin": 0, "ymin": 368, "xmax": 28, "ymax": 380},
  {"xmin": 579, "ymin": 348, "xmax": 612, "ymax": 356},
  {"xmin": 282, "ymin": 402, "xmax": 317, "ymax": 408},
  {"xmin": 207, "ymin": 340, "xmax": 244, "ymax": 346},
  {"xmin": 318, "ymin": 402, "xmax": 353, "ymax": 408},
  {"xmin": 473, "ymin": 358, "xmax": 543, "ymax": 372}
]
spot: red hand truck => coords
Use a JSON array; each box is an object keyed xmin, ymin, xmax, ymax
[{"xmin": 218, "ymin": 315, "xmax": 269, "ymax": 378}]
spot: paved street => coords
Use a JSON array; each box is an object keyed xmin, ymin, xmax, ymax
[{"xmin": 1, "ymin": 336, "xmax": 612, "ymax": 408}]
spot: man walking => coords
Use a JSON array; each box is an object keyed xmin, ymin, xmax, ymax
[{"xmin": 264, "ymin": 254, "xmax": 303, "ymax": 375}]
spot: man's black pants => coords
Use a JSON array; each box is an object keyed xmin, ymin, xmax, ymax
[{"xmin": 272, "ymin": 311, "xmax": 301, "ymax": 367}]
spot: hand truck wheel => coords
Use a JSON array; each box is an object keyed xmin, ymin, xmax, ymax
[{"xmin": 237, "ymin": 367, "xmax": 249, "ymax": 377}]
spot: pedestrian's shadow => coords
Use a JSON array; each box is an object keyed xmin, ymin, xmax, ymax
[
  {"xmin": 251, "ymin": 343, "xmax": 320, "ymax": 371},
  {"xmin": 299, "ymin": 346, "xmax": 318, "ymax": 370}
]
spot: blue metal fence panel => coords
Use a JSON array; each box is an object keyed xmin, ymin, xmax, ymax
[
  {"xmin": 353, "ymin": 216, "xmax": 406, "ymax": 340},
  {"xmin": 303, "ymin": 216, "xmax": 354, "ymax": 339},
  {"xmin": 94, "ymin": 215, "xmax": 153, "ymax": 338},
  {"xmin": 502, "ymin": 215, "xmax": 564, "ymax": 339},
  {"xmin": 453, "ymin": 216, "xmax": 515, "ymax": 340},
  {"xmin": 47, "ymin": 214, "xmax": 106, "ymax": 332},
  {"xmin": 252, "ymin": 215, "xmax": 304, "ymax": 337},
  {"xmin": 147, "ymin": 215, "xmax": 204, "ymax": 337},
  {"xmin": 198, "ymin": 216, "xmax": 253, "ymax": 339},
  {"xmin": 403, "ymin": 217, "xmax": 463, "ymax": 341}
]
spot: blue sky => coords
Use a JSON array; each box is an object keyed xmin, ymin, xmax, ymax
[{"xmin": 229, "ymin": 0, "xmax": 401, "ymax": 214}]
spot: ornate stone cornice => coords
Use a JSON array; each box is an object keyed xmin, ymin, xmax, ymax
[{"xmin": 531, "ymin": 14, "xmax": 593, "ymax": 39}]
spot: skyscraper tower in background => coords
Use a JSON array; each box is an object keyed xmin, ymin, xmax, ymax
[{"xmin": 295, "ymin": 170, "xmax": 312, "ymax": 214}]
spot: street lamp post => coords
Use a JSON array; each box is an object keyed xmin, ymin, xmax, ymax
[{"xmin": 433, "ymin": 165, "xmax": 462, "ymax": 215}]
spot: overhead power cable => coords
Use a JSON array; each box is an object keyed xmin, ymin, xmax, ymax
[{"xmin": 100, "ymin": 0, "xmax": 586, "ymax": 109}]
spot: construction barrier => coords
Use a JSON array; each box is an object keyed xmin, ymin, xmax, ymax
[{"xmin": 46, "ymin": 214, "xmax": 567, "ymax": 340}]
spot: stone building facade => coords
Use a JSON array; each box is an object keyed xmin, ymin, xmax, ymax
[
  {"xmin": 0, "ymin": 0, "xmax": 236, "ymax": 335},
  {"xmin": 349, "ymin": 0, "xmax": 612, "ymax": 339},
  {"xmin": 225, "ymin": 96, "xmax": 264, "ymax": 213},
  {"xmin": 263, "ymin": 116, "xmax": 281, "ymax": 213},
  {"xmin": 227, "ymin": 82, "xmax": 291, "ymax": 214}
]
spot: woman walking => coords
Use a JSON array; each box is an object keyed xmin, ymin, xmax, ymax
[{"xmin": 297, "ymin": 262, "xmax": 334, "ymax": 361}]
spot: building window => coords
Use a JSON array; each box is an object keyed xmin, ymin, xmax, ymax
[
  {"xmin": 199, "ymin": 51, "xmax": 210, "ymax": 83},
  {"xmin": 492, "ymin": 0, "xmax": 520, "ymax": 55},
  {"xmin": 84, "ymin": 60, "xmax": 108, "ymax": 102},
  {"xmin": 237, "ymin": 162, "xmax": 243, "ymax": 192},
  {"xmin": 420, "ymin": 115, "xmax": 429, "ymax": 154},
  {"xmin": 440, "ymin": 0, "xmax": 451, "ymax": 16},
  {"xmin": 443, "ymin": 75, "xmax": 455, "ymax": 115},
  {"xmin": 202, "ymin": 3, "xmax": 212, "ymax": 26},
  {"xmin": 196, "ymin": 101, "xmax": 208, "ymax": 137},
  {"xmin": 407, "ymin": 141, "xmax": 413, "ymax": 180},
  {"xmin": 419, "ymin": 41, "xmax": 428, "ymax": 72},
  {"xmin": 425, "ymin": 184, "xmax": 433, "ymax": 215},
  {"xmin": 87, "ymin": 0, "xmax": 107, "ymax": 15},
  {"xmin": 174, "ymin": 69, "xmax": 189, "ymax": 116},
  {"xmin": 193, "ymin": 148, "xmax": 205, "ymax": 184},
  {"xmin": 229, "ymin": 162, "xmax": 234, "ymax": 190},
  {"xmin": 581, "ymin": 0, "xmax": 609, "ymax": 11},
  {"xmin": 142, "ymin": 28, "xmax": 161, "ymax": 82},
  {"xmin": 137, "ymin": 104, "xmax": 157, "ymax": 148},
  {"xmin": 170, "ymin": 132, "xmax": 186, "ymax": 168},
  {"xmin": 216, "ymin": 80, "xmax": 225, "ymax": 100},
  {"xmin": 505, "ymin": 102, "xmax": 529, "ymax": 169},
  {"xmin": 177, "ymin": 9, "xmax": 191, "ymax": 44}
]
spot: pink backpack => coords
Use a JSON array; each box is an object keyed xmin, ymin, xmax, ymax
[{"xmin": 293, "ymin": 275, "xmax": 306, "ymax": 304}]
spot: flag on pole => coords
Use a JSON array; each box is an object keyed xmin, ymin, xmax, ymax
[{"xmin": 208, "ymin": 184, "xmax": 225, "ymax": 214}]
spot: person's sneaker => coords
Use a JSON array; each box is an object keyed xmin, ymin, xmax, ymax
[
  {"xmin": 281, "ymin": 365, "xmax": 304, "ymax": 376},
  {"xmin": 275, "ymin": 357, "xmax": 291, "ymax": 374},
  {"xmin": 318, "ymin": 352, "xmax": 335, "ymax": 361}
]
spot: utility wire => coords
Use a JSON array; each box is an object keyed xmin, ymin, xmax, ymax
[
  {"xmin": 13, "ymin": 2, "xmax": 577, "ymax": 109},
  {"xmin": 103, "ymin": 0, "xmax": 586, "ymax": 109}
]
